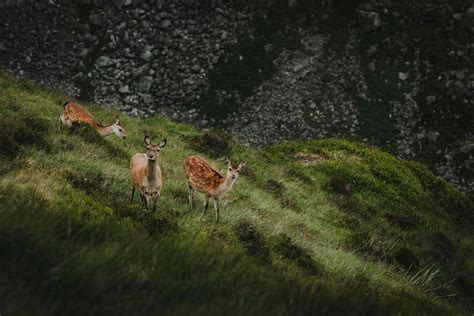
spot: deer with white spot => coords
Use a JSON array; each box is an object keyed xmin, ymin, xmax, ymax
[
  {"xmin": 184, "ymin": 156, "xmax": 245, "ymax": 223},
  {"xmin": 130, "ymin": 135, "xmax": 167, "ymax": 211},
  {"xmin": 59, "ymin": 101, "xmax": 126, "ymax": 139}
]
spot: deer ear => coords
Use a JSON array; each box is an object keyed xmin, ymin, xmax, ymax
[
  {"xmin": 144, "ymin": 135, "xmax": 151, "ymax": 146},
  {"xmin": 159, "ymin": 138, "xmax": 167, "ymax": 148},
  {"xmin": 115, "ymin": 115, "xmax": 120, "ymax": 125},
  {"xmin": 237, "ymin": 162, "xmax": 246, "ymax": 171},
  {"xmin": 224, "ymin": 158, "xmax": 232, "ymax": 166}
]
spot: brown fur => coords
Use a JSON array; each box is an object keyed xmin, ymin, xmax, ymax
[
  {"xmin": 184, "ymin": 156, "xmax": 225, "ymax": 194},
  {"xmin": 62, "ymin": 102, "xmax": 102, "ymax": 127},
  {"xmin": 59, "ymin": 101, "xmax": 125, "ymax": 138},
  {"xmin": 184, "ymin": 155, "xmax": 244, "ymax": 223},
  {"xmin": 129, "ymin": 136, "xmax": 166, "ymax": 210}
]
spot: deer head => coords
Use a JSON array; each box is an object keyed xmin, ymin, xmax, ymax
[
  {"xmin": 111, "ymin": 116, "xmax": 126, "ymax": 139},
  {"xmin": 224, "ymin": 158, "xmax": 245, "ymax": 182},
  {"xmin": 144, "ymin": 135, "xmax": 167, "ymax": 161}
]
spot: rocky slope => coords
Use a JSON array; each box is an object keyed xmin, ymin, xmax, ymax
[{"xmin": 0, "ymin": 0, "xmax": 472, "ymax": 197}]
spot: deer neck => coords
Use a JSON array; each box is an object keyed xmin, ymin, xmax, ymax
[
  {"xmin": 147, "ymin": 159, "xmax": 157, "ymax": 182},
  {"xmin": 95, "ymin": 123, "xmax": 114, "ymax": 137},
  {"xmin": 218, "ymin": 174, "xmax": 235, "ymax": 194}
]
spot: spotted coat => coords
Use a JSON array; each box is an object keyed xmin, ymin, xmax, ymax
[{"xmin": 184, "ymin": 156, "xmax": 226, "ymax": 194}]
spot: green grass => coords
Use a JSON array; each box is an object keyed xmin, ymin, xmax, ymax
[{"xmin": 0, "ymin": 71, "xmax": 473, "ymax": 315}]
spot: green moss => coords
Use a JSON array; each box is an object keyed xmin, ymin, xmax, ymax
[{"xmin": 0, "ymin": 72, "xmax": 471, "ymax": 314}]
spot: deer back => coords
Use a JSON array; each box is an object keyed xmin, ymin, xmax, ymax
[
  {"xmin": 64, "ymin": 102, "xmax": 98, "ymax": 127},
  {"xmin": 184, "ymin": 156, "xmax": 224, "ymax": 192}
]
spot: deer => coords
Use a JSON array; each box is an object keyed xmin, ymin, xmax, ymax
[
  {"xmin": 130, "ymin": 135, "xmax": 167, "ymax": 211},
  {"xmin": 59, "ymin": 101, "xmax": 126, "ymax": 139},
  {"xmin": 184, "ymin": 156, "xmax": 245, "ymax": 223}
]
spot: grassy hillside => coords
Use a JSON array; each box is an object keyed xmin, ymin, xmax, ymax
[{"xmin": 0, "ymin": 71, "xmax": 473, "ymax": 315}]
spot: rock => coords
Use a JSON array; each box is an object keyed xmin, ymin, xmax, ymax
[
  {"xmin": 455, "ymin": 71, "xmax": 465, "ymax": 80},
  {"xmin": 140, "ymin": 49, "xmax": 154, "ymax": 62},
  {"xmin": 288, "ymin": 0, "xmax": 298, "ymax": 9},
  {"xmin": 366, "ymin": 45, "xmax": 378, "ymax": 54},
  {"xmin": 160, "ymin": 19, "xmax": 171, "ymax": 29},
  {"xmin": 138, "ymin": 76, "xmax": 153, "ymax": 93},
  {"xmin": 452, "ymin": 13, "xmax": 462, "ymax": 21},
  {"xmin": 96, "ymin": 56, "xmax": 114, "ymax": 67},
  {"xmin": 358, "ymin": 11, "xmax": 381, "ymax": 30},
  {"xmin": 139, "ymin": 93, "xmax": 153, "ymax": 104},
  {"xmin": 368, "ymin": 62, "xmax": 376, "ymax": 72},
  {"xmin": 84, "ymin": 33, "xmax": 98, "ymax": 42},
  {"xmin": 89, "ymin": 14, "xmax": 102, "ymax": 26},
  {"xmin": 398, "ymin": 72, "xmax": 408, "ymax": 81},
  {"xmin": 460, "ymin": 144, "xmax": 474, "ymax": 153},
  {"xmin": 467, "ymin": 6, "xmax": 474, "ymax": 19},
  {"xmin": 293, "ymin": 64, "xmax": 304, "ymax": 72},
  {"xmin": 264, "ymin": 43, "xmax": 274, "ymax": 53},
  {"xmin": 382, "ymin": 37, "xmax": 393, "ymax": 50},
  {"xmin": 426, "ymin": 95, "xmax": 436, "ymax": 104},
  {"xmin": 119, "ymin": 85, "xmax": 130, "ymax": 94},
  {"xmin": 221, "ymin": 31, "xmax": 228, "ymax": 40},
  {"xmin": 133, "ymin": 63, "xmax": 150, "ymax": 77},
  {"xmin": 123, "ymin": 0, "xmax": 132, "ymax": 6},
  {"xmin": 426, "ymin": 131, "xmax": 439, "ymax": 142},
  {"xmin": 454, "ymin": 81, "xmax": 467, "ymax": 96}
]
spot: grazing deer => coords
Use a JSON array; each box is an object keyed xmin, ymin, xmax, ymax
[
  {"xmin": 130, "ymin": 135, "xmax": 167, "ymax": 211},
  {"xmin": 59, "ymin": 101, "xmax": 126, "ymax": 139},
  {"xmin": 184, "ymin": 156, "xmax": 245, "ymax": 223}
]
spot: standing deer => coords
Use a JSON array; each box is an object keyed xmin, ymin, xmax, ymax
[
  {"xmin": 59, "ymin": 101, "xmax": 126, "ymax": 139},
  {"xmin": 184, "ymin": 156, "xmax": 245, "ymax": 223},
  {"xmin": 130, "ymin": 135, "xmax": 167, "ymax": 211}
]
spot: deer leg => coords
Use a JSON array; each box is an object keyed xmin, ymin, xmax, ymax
[
  {"xmin": 213, "ymin": 198, "xmax": 220, "ymax": 223},
  {"xmin": 188, "ymin": 184, "xmax": 195, "ymax": 209},
  {"xmin": 130, "ymin": 187, "xmax": 135, "ymax": 203},
  {"xmin": 140, "ymin": 194, "xmax": 148, "ymax": 209},
  {"xmin": 203, "ymin": 194, "xmax": 210, "ymax": 215},
  {"xmin": 152, "ymin": 196, "xmax": 158, "ymax": 211}
]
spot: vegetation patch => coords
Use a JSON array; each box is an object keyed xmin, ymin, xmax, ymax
[
  {"xmin": 328, "ymin": 175, "xmax": 353, "ymax": 196},
  {"xmin": 293, "ymin": 152, "xmax": 326, "ymax": 165},
  {"xmin": 65, "ymin": 169, "xmax": 105, "ymax": 195},
  {"xmin": 394, "ymin": 246, "xmax": 420, "ymax": 270},
  {"xmin": 186, "ymin": 130, "xmax": 232, "ymax": 159},
  {"xmin": 384, "ymin": 212, "xmax": 419, "ymax": 230},
  {"xmin": 262, "ymin": 179, "xmax": 302, "ymax": 212},
  {"xmin": 347, "ymin": 226, "xmax": 401, "ymax": 263},
  {"xmin": 234, "ymin": 218, "xmax": 271, "ymax": 264},
  {"xmin": 0, "ymin": 73, "xmax": 471, "ymax": 314},
  {"xmin": 0, "ymin": 114, "xmax": 50, "ymax": 158},
  {"xmin": 285, "ymin": 167, "xmax": 314, "ymax": 186},
  {"xmin": 273, "ymin": 233, "xmax": 321, "ymax": 274}
]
